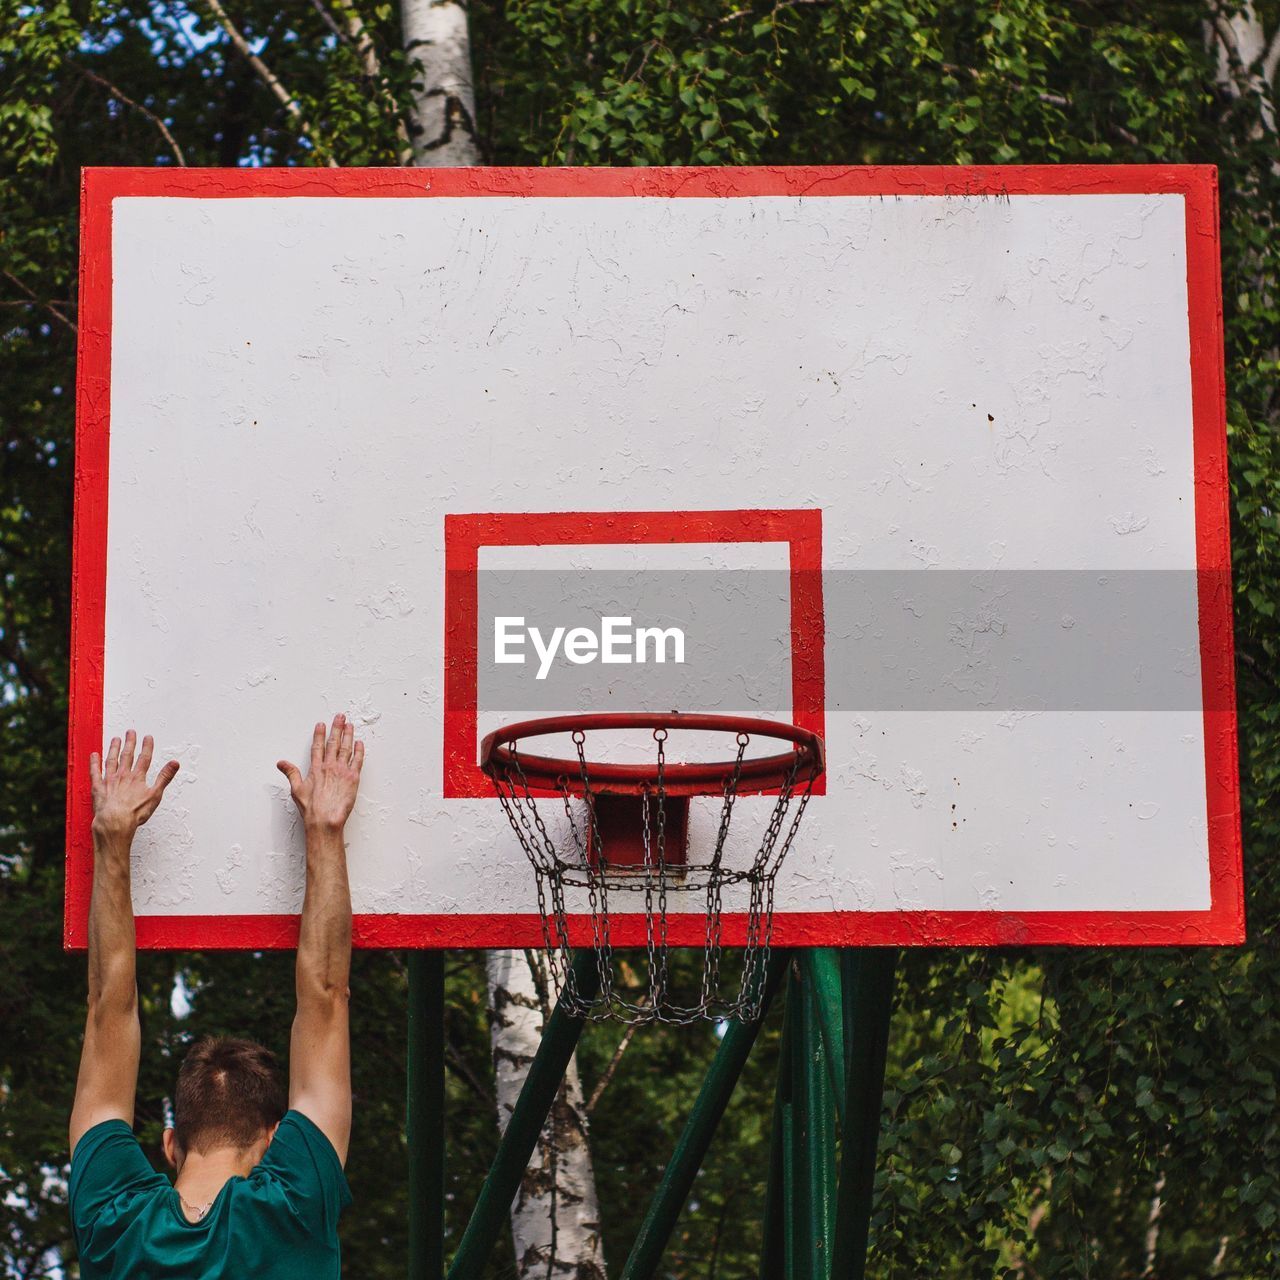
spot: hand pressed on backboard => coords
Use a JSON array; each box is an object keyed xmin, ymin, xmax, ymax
[
  {"xmin": 90, "ymin": 731, "xmax": 181, "ymax": 842},
  {"xmin": 277, "ymin": 714, "xmax": 365, "ymax": 832}
]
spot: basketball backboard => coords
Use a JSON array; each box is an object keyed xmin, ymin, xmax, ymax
[{"xmin": 67, "ymin": 165, "xmax": 1242, "ymax": 949}]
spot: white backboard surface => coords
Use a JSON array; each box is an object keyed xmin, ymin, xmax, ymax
[{"xmin": 68, "ymin": 166, "xmax": 1242, "ymax": 949}]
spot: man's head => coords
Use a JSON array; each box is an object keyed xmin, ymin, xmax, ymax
[{"xmin": 162, "ymin": 1036, "xmax": 287, "ymax": 1169}]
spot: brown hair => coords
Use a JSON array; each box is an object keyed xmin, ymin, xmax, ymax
[{"xmin": 173, "ymin": 1037, "xmax": 288, "ymax": 1154}]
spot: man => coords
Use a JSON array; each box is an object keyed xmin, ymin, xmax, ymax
[{"xmin": 68, "ymin": 715, "xmax": 363, "ymax": 1278}]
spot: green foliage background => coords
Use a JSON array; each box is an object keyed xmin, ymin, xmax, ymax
[{"xmin": 1, "ymin": 2, "xmax": 1277, "ymax": 1276}]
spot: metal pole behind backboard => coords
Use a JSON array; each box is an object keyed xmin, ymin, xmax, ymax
[{"xmin": 414, "ymin": 946, "xmax": 898, "ymax": 1278}]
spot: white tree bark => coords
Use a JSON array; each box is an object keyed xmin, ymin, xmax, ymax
[
  {"xmin": 1204, "ymin": 1, "xmax": 1279, "ymax": 343},
  {"xmin": 1141, "ymin": 1169, "xmax": 1166, "ymax": 1276},
  {"xmin": 400, "ymin": 0, "xmax": 480, "ymax": 165},
  {"xmin": 1206, "ymin": 1, "xmax": 1279, "ymax": 134},
  {"xmin": 397, "ymin": 11, "xmax": 606, "ymax": 1272},
  {"xmin": 489, "ymin": 950, "xmax": 607, "ymax": 1279}
]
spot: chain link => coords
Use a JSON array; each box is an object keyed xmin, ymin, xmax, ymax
[{"xmin": 487, "ymin": 723, "xmax": 821, "ymax": 1024}]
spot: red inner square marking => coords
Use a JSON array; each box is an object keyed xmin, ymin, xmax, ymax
[{"xmin": 443, "ymin": 509, "xmax": 826, "ymax": 798}]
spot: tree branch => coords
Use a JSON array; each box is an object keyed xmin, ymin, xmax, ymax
[
  {"xmin": 1210, "ymin": 1234, "xmax": 1230, "ymax": 1275},
  {"xmin": 585, "ymin": 1006, "xmax": 645, "ymax": 1115},
  {"xmin": 201, "ymin": 0, "xmax": 339, "ymax": 165},
  {"xmin": 0, "ymin": 633, "xmax": 50, "ymax": 698},
  {"xmin": 308, "ymin": 0, "xmax": 351, "ymax": 46},
  {"xmin": 940, "ymin": 62, "xmax": 1069, "ymax": 108},
  {"xmin": 1237, "ymin": 646, "xmax": 1280, "ymax": 693},
  {"xmin": 445, "ymin": 1034, "xmax": 494, "ymax": 1106},
  {"xmin": 69, "ymin": 63, "xmax": 187, "ymax": 165},
  {"xmin": 0, "ymin": 269, "xmax": 77, "ymax": 334},
  {"xmin": 938, "ymin": 62, "xmax": 1138, "ymax": 142},
  {"xmin": 0, "ymin": 597, "xmax": 52, "ymax": 698},
  {"xmin": 718, "ymin": 0, "xmax": 829, "ymax": 27},
  {"xmin": 1263, "ymin": 23, "xmax": 1280, "ymax": 86},
  {"xmin": 332, "ymin": 0, "xmax": 413, "ymax": 161}
]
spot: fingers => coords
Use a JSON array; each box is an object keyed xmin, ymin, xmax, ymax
[
  {"xmin": 300, "ymin": 716, "xmax": 361, "ymax": 782},
  {"xmin": 89, "ymin": 752, "xmax": 105, "ymax": 805},
  {"xmin": 353, "ymin": 739, "xmax": 365, "ymax": 772},
  {"xmin": 154, "ymin": 759, "xmax": 180, "ymax": 791},
  {"xmin": 146, "ymin": 760, "xmax": 180, "ymax": 811},
  {"xmin": 325, "ymin": 713, "xmax": 345, "ymax": 762},
  {"xmin": 101, "ymin": 732, "xmax": 160, "ymax": 778}
]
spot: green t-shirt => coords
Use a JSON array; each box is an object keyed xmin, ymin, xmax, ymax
[{"xmin": 69, "ymin": 1110, "xmax": 351, "ymax": 1279}]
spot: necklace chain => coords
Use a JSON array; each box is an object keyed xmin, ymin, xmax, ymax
[{"xmin": 178, "ymin": 1192, "xmax": 214, "ymax": 1221}]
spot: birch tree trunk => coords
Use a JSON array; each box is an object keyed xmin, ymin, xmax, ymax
[
  {"xmin": 401, "ymin": 0, "xmax": 481, "ymax": 165},
  {"xmin": 1205, "ymin": 1, "xmax": 1279, "ymax": 361},
  {"xmin": 1205, "ymin": 0, "xmax": 1279, "ymax": 136},
  {"xmin": 489, "ymin": 950, "xmax": 606, "ymax": 1278},
  {"xmin": 399, "ymin": 8, "xmax": 606, "ymax": 1273}
]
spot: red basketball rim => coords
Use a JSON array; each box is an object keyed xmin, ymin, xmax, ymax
[{"xmin": 479, "ymin": 712, "xmax": 826, "ymax": 797}]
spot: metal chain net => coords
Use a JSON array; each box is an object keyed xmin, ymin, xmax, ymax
[{"xmin": 489, "ymin": 727, "xmax": 819, "ymax": 1024}]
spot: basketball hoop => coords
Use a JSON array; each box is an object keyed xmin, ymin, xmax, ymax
[{"xmin": 480, "ymin": 713, "xmax": 825, "ymax": 1024}]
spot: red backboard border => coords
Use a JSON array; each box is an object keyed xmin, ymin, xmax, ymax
[{"xmin": 66, "ymin": 164, "xmax": 1243, "ymax": 949}]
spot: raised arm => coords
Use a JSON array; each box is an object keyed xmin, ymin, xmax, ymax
[
  {"xmin": 70, "ymin": 732, "xmax": 180, "ymax": 1154},
  {"xmin": 276, "ymin": 715, "xmax": 363, "ymax": 1165}
]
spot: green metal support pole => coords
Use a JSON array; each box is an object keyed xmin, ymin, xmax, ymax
[
  {"xmin": 446, "ymin": 952, "xmax": 600, "ymax": 1280},
  {"xmin": 759, "ymin": 976, "xmax": 794, "ymax": 1280},
  {"xmin": 828, "ymin": 949, "xmax": 898, "ymax": 1280},
  {"xmin": 620, "ymin": 951, "xmax": 789, "ymax": 1280},
  {"xmin": 407, "ymin": 952, "xmax": 445, "ymax": 1280},
  {"xmin": 782, "ymin": 967, "xmax": 805, "ymax": 1280},
  {"xmin": 799, "ymin": 963, "xmax": 838, "ymax": 1279},
  {"xmin": 802, "ymin": 948, "xmax": 846, "ymax": 1127}
]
